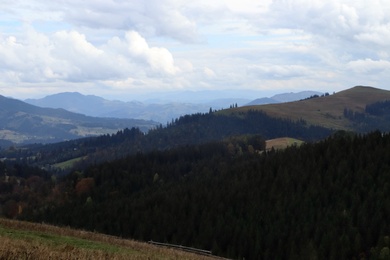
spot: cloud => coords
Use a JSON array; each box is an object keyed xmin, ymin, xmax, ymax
[
  {"xmin": 46, "ymin": 0, "xmax": 200, "ymax": 43},
  {"xmin": 347, "ymin": 59, "xmax": 390, "ymax": 74},
  {"xmin": 124, "ymin": 31, "xmax": 180, "ymax": 75},
  {"xmin": 203, "ymin": 67, "xmax": 216, "ymax": 78},
  {"xmin": 247, "ymin": 64, "xmax": 310, "ymax": 79},
  {"xmin": 0, "ymin": 27, "xmax": 182, "ymax": 86},
  {"xmin": 1, "ymin": 0, "xmax": 390, "ymax": 99}
]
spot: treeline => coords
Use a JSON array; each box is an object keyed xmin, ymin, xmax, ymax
[
  {"xmin": 11, "ymin": 131, "xmax": 390, "ymax": 259},
  {"xmin": 301, "ymin": 92, "xmax": 330, "ymax": 101},
  {"xmin": 1, "ymin": 110, "xmax": 333, "ymax": 171},
  {"xmin": 344, "ymin": 100, "xmax": 390, "ymax": 132}
]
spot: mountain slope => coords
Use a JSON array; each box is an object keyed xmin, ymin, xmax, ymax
[
  {"xmin": 236, "ymin": 86, "xmax": 390, "ymax": 130},
  {"xmin": 15, "ymin": 131, "xmax": 390, "ymax": 259},
  {"xmin": 26, "ymin": 92, "xmax": 243, "ymax": 123},
  {"xmin": 0, "ymin": 95, "xmax": 157, "ymax": 144}
]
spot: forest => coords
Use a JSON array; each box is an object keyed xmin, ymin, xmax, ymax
[
  {"xmin": 0, "ymin": 109, "xmax": 333, "ymax": 172},
  {"xmin": 1, "ymin": 131, "xmax": 390, "ymax": 259},
  {"xmin": 344, "ymin": 100, "xmax": 390, "ymax": 132}
]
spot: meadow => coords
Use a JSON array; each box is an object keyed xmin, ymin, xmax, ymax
[{"xmin": 0, "ymin": 218, "xmax": 217, "ymax": 260}]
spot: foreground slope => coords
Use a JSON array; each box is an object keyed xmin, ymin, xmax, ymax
[
  {"xmin": 12, "ymin": 132, "xmax": 390, "ymax": 259},
  {"xmin": 236, "ymin": 86, "xmax": 390, "ymax": 130},
  {"xmin": 0, "ymin": 218, "xmax": 216, "ymax": 260}
]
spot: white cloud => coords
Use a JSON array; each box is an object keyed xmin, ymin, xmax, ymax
[
  {"xmin": 1, "ymin": 0, "xmax": 390, "ymax": 99},
  {"xmin": 203, "ymin": 67, "xmax": 216, "ymax": 78},
  {"xmin": 247, "ymin": 64, "xmax": 310, "ymax": 79},
  {"xmin": 347, "ymin": 59, "xmax": 390, "ymax": 74},
  {"xmin": 124, "ymin": 31, "xmax": 179, "ymax": 75},
  {"xmin": 0, "ymin": 26, "xmax": 182, "ymax": 88}
]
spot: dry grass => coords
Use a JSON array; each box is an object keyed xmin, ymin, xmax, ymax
[
  {"xmin": 0, "ymin": 218, "xmax": 217, "ymax": 260},
  {"xmin": 224, "ymin": 86, "xmax": 390, "ymax": 130},
  {"xmin": 265, "ymin": 137, "xmax": 304, "ymax": 151}
]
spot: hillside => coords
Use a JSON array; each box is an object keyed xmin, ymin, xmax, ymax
[
  {"xmin": 0, "ymin": 109, "xmax": 332, "ymax": 171},
  {"xmin": 0, "ymin": 95, "xmax": 157, "ymax": 144},
  {"xmin": 0, "ymin": 218, "xmax": 216, "ymax": 260},
  {"xmin": 7, "ymin": 131, "xmax": 390, "ymax": 259},
  {"xmin": 234, "ymin": 86, "xmax": 390, "ymax": 130}
]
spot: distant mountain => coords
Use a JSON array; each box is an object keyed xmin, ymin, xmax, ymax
[
  {"xmin": 245, "ymin": 91, "xmax": 323, "ymax": 106},
  {"xmin": 26, "ymin": 92, "xmax": 252, "ymax": 123},
  {"xmin": 0, "ymin": 95, "xmax": 157, "ymax": 144},
  {"xmin": 271, "ymin": 91, "xmax": 323, "ymax": 102},
  {"xmin": 245, "ymin": 97, "xmax": 279, "ymax": 106}
]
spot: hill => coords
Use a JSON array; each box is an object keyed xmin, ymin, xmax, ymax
[
  {"xmin": 7, "ymin": 131, "xmax": 390, "ymax": 259},
  {"xmin": 235, "ymin": 86, "xmax": 390, "ymax": 131},
  {"xmin": 0, "ymin": 95, "xmax": 158, "ymax": 144},
  {"xmin": 0, "ymin": 218, "xmax": 216, "ymax": 260},
  {"xmin": 1, "ymin": 109, "xmax": 332, "ymax": 171}
]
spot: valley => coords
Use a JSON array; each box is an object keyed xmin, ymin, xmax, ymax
[{"xmin": 1, "ymin": 86, "xmax": 390, "ymax": 259}]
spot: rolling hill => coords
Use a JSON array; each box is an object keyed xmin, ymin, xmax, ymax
[
  {"xmin": 0, "ymin": 95, "xmax": 158, "ymax": 144},
  {"xmin": 233, "ymin": 86, "xmax": 390, "ymax": 131},
  {"xmin": 25, "ymin": 90, "xmax": 322, "ymax": 123},
  {"xmin": 25, "ymin": 92, "xmax": 237, "ymax": 123}
]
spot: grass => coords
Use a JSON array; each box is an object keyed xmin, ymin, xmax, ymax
[
  {"xmin": 265, "ymin": 137, "xmax": 304, "ymax": 151},
  {"xmin": 221, "ymin": 86, "xmax": 390, "ymax": 131},
  {"xmin": 52, "ymin": 157, "xmax": 85, "ymax": 169},
  {"xmin": 0, "ymin": 218, "xmax": 217, "ymax": 260}
]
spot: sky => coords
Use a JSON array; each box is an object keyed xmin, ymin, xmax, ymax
[{"xmin": 1, "ymin": 0, "xmax": 390, "ymax": 101}]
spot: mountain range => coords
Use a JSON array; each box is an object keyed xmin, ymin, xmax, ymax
[
  {"xmin": 25, "ymin": 90, "xmax": 323, "ymax": 123},
  {"xmin": 0, "ymin": 95, "xmax": 157, "ymax": 145},
  {"xmin": 2, "ymin": 85, "xmax": 390, "ymax": 259},
  {"xmin": 1, "ymin": 86, "xmax": 388, "ymax": 147}
]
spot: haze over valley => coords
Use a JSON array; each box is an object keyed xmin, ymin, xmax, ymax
[{"xmin": 24, "ymin": 90, "xmax": 323, "ymax": 123}]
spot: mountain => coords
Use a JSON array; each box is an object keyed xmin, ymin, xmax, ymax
[
  {"xmin": 25, "ymin": 90, "xmax": 325, "ymax": 123},
  {"xmin": 235, "ymin": 86, "xmax": 390, "ymax": 131},
  {"xmin": 25, "ymin": 92, "xmax": 251, "ymax": 123},
  {"xmin": 0, "ymin": 95, "xmax": 158, "ymax": 144},
  {"xmin": 246, "ymin": 97, "xmax": 279, "ymax": 106},
  {"xmin": 4, "ymin": 86, "xmax": 390, "ymax": 259},
  {"xmin": 245, "ymin": 90, "xmax": 323, "ymax": 105},
  {"xmin": 271, "ymin": 90, "xmax": 324, "ymax": 102}
]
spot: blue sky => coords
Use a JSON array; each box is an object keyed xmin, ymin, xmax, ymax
[{"xmin": 0, "ymin": 0, "xmax": 390, "ymax": 101}]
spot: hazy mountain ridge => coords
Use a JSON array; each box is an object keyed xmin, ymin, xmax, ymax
[
  {"xmin": 25, "ymin": 90, "xmax": 322, "ymax": 123},
  {"xmin": 0, "ymin": 95, "xmax": 158, "ymax": 144},
  {"xmin": 245, "ymin": 90, "xmax": 323, "ymax": 105}
]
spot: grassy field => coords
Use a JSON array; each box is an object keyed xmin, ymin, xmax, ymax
[
  {"xmin": 53, "ymin": 157, "xmax": 85, "ymax": 170},
  {"xmin": 0, "ymin": 218, "xmax": 217, "ymax": 260},
  {"xmin": 265, "ymin": 137, "xmax": 304, "ymax": 151},
  {"xmin": 222, "ymin": 86, "xmax": 390, "ymax": 130}
]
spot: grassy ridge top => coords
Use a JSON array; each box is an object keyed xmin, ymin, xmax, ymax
[
  {"xmin": 0, "ymin": 218, "xmax": 216, "ymax": 260},
  {"xmin": 228, "ymin": 86, "xmax": 390, "ymax": 130}
]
